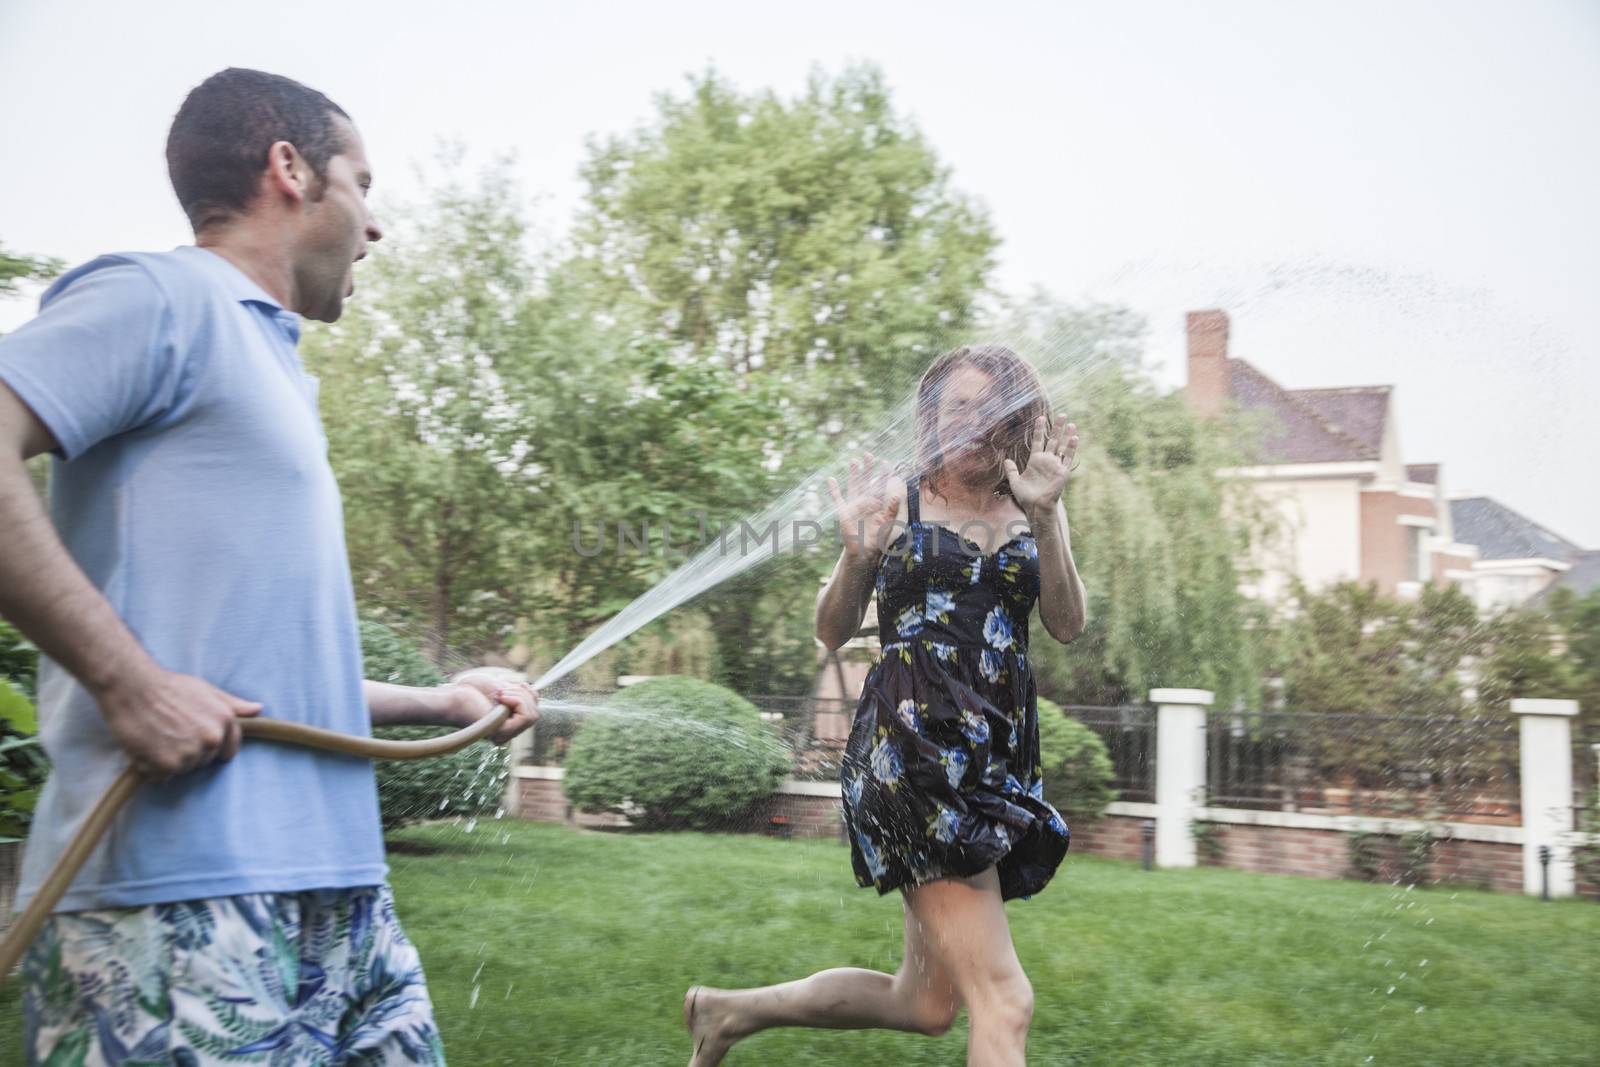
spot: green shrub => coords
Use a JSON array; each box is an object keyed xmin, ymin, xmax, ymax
[
  {"xmin": 528, "ymin": 700, "xmax": 585, "ymax": 767},
  {"xmin": 0, "ymin": 619, "xmax": 38, "ymax": 699},
  {"xmin": 1572, "ymin": 789, "xmax": 1600, "ymax": 897},
  {"xmin": 0, "ymin": 680, "xmax": 46, "ymax": 841},
  {"xmin": 1347, "ymin": 830, "xmax": 1382, "ymax": 881},
  {"xmin": 1036, "ymin": 697, "xmax": 1117, "ymax": 825},
  {"xmin": 1400, "ymin": 828, "xmax": 1436, "ymax": 887},
  {"xmin": 360, "ymin": 620, "xmax": 507, "ymax": 831},
  {"xmin": 562, "ymin": 676, "xmax": 789, "ymax": 831},
  {"xmin": 1191, "ymin": 819, "xmax": 1226, "ymax": 865}
]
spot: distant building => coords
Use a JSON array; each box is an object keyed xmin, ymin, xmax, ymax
[
  {"xmin": 1183, "ymin": 309, "xmax": 1477, "ymax": 603},
  {"xmin": 1450, "ymin": 495, "xmax": 1598, "ymax": 611}
]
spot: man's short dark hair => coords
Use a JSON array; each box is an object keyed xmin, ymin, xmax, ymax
[{"xmin": 166, "ymin": 68, "xmax": 351, "ymax": 232}]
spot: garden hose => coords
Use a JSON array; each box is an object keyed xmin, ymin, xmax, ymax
[{"xmin": 0, "ymin": 705, "xmax": 512, "ymax": 981}]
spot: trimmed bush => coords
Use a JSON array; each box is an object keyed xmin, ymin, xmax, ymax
[
  {"xmin": 0, "ymin": 622, "xmax": 45, "ymax": 841},
  {"xmin": 1036, "ymin": 697, "xmax": 1117, "ymax": 825},
  {"xmin": 0, "ymin": 681, "xmax": 46, "ymax": 841},
  {"xmin": 562, "ymin": 676, "xmax": 790, "ymax": 831},
  {"xmin": 0, "ymin": 619, "xmax": 37, "ymax": 699},
  {"xmin": 361, "ymin": 620, "xmax": 507, "ymax": 831}
]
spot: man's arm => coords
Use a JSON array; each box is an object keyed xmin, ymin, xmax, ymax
[
  {"xmin": 0, "ymin": 380, "xmax": 261, "ymax": 778},
  {"xmin": 364, "ymin": 674, "xmax": 538, "ymax": 746}
]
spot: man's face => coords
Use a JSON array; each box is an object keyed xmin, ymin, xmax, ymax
[{"xmin": 294, "ymin": 117, "xmax": 382, "ymax": 323}]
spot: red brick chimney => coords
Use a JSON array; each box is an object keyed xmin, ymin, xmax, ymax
[{"xmin": 1185, "ymin": 309, "xmax": 1230, "ymax": 419}]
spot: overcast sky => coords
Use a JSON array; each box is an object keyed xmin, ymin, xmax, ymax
[{"xmin": 3, "ymin": 0, "xmax": 1596, "ymax": 542}]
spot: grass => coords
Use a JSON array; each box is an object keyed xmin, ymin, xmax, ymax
[{"xmin": 3, "ymin": 820, "xmax": 1597, "ymax": 1065}]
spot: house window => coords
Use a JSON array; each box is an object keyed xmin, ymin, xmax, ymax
[{"xmin": 1406, "ymin": 526, "xmax": 1427, "ymax": 582}]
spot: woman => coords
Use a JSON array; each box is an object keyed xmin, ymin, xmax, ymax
[{"xmin": 684, "ymin": 345, "xmax": 1088, "ymax": 1066}]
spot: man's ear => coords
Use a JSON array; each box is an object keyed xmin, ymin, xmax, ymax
[{"xmin": 263, "ymin": 140, "xmax": 312, "ymax": 205}]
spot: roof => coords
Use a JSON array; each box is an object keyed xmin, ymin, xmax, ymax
[
  {"xmin": 1228, "ymin": 360, "xmax": 1386, "ymax": 464},
  {"xmin": 1405, "ymin": 463, "xmax": 1439, "ymax": 485},
  {"xmin": 1449, "ymin": 496, "xmax": 1582, "ymax": 563},
  {"xmin": 1532, "ymin": 551, "xmax": 1600, "ymax": 605},
  {"xmin": 1291, "ymin": 387, "xmax": 1391, "ymax": 455}
]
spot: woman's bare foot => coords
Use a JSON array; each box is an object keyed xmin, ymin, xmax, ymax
[{"xmin": 684, "ymin": 985, "xmax": 745, "ymax": 1067}]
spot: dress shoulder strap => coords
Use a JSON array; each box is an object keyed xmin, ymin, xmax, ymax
[{"xmin": 906, "ymin": 475, "xmax": 921, "ymax": 526}]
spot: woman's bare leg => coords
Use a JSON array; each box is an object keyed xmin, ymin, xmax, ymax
[
  {"xmin": 903, "ymin": 866, "xmax": 1033, "ymax": 1067},
  {"xmin": 683, "ymin": 894, "xmax": 961, "ymax": 1066}
]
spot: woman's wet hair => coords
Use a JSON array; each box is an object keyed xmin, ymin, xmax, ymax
[{"xmin": 913, "ymin": 344, "xmax": 1051, "ymax": 502}]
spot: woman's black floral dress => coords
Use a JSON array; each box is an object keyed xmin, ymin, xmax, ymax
[{"xmin": 841, "ymin": 476, "xmax": 1070, "ymax": 900}]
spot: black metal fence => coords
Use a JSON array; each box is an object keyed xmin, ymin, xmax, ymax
[
  {"xmin": 525, "ymin": 689, "xmax": 1537, "ymax": 825},
  {"xmin": 522, "ymin": 691, "xmax": 1159, "ymax": 801},
  {"xmin": 1575, "ymin": 723, "xmax": 1600, "ymax": 824},
  {"xmin": 1206, "ymin": 711, "xmax": 1521, "ymax": 822},
  {"xmin": 1063, "ymin": 704, "xmax": 1157, "ymax": 803}
]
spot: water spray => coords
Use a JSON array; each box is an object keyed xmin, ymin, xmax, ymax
[{"xmin": 1, "ymin": 325, "xmax": 1104, "ymax": 981}]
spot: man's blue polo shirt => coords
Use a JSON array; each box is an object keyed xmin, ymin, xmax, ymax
[{"xmin": 0, "ymin": 246, "xmax": 385, "ymax": 911}]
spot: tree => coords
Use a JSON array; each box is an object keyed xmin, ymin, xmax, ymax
[
  {"xmin": 1270, "ymin": 581, "xmax": 1476, "ymax": 721},
  {"xmin": 1476, "ymin": 604, "xmax": 1575, "ymax": 718},
  {"xmin": 304, "ymin": 157, "xmax": 822, "ymax": 686},
  {"xmin": 1541, "ymin": 586, "xmax": 1600, "ymax": 725},
  {"xmin": 571, "ymin": 63, "xmax": 999, "ymax": 423},
  {"xmin": 0, "ymin": 241, "xmax": 62, "ymax": 300},
  {"xmin": 1256, "ymin": 580, "xmax": 1504, "ymax": 808},
  {"xmin": 302, "ymin": 157, "xmax": 546, "ymax": 664},
  {"xmin": 511, "ymin": 278, "xmax": 804, "ymax": 667},
  {"xmin": 559, "ymin": 64, "xmax": 1001, "ymax": 689},
  {"xmin": 989, "ymin": 298, "xmax": 1271, "ymax": 711}
]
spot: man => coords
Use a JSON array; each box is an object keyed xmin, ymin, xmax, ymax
[{"xmin": 0, "ymin": 68, "xmax": 536, "ymax": 1064}]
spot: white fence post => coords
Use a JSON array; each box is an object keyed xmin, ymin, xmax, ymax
[
  {"xmin": 1511, "ymin": 698, "xmax": 1579, "ymax": 898},
  {"xmin": 503, "ymin": 727, "xmax": 531, "ymax": 817},
  {"xmin": 1151, "ymin": 688, "xmax": 1213, "ymax": 868}
]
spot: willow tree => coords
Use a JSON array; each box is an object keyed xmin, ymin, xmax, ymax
[{"xmin": 990, "ymin": 299, "xmax": 1272, "ymax": 711}]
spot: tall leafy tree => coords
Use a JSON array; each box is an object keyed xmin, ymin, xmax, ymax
[
  {"xmin": 302, "ymin": 158, "xmax": 545, "ymax": 663},
  {"xmin": 571, "ymin": 64, "xmax": 999, "ymax": 421},
  {"xmin": 561, "ymin": 64, "xmax": 1001, "ymax": 689}
]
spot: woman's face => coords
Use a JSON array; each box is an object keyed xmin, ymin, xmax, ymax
[{"xmin": 936, "ymin": 364, "xmax": 1000, "ymax": 480}]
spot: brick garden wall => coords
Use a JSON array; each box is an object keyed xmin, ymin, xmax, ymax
[
  {"xmin": 514, "ymin": 770, "xmax": 1594, "ymax": 898},
  {"xmin": 517, "ymin": 774, "xmax": 839, "ymax": 836},
  {"xmin": 755, "ymin": 791, "xmax": 846, "ymax": 839},
  {"xmin": 1067, "ymin": 813, "xmax": 1149, "ymax": 864}
]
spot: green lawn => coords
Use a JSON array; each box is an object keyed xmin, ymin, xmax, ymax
[{"xmin": 4, "ymin": 821, "xmax": 1597, "ymax": 1065}]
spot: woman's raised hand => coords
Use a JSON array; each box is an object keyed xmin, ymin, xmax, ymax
[
  {"xmin": 826, "ymin": 452, "xmax": 903, "ymax": 561},
  {"xmin": 1003, "ymin": 415, "xmax": 1079, "ymax": 520}
]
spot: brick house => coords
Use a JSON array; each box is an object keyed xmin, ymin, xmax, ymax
[{"xmin": 1184, "ymin": 308, "xmax": 1479, "ymax": 603}]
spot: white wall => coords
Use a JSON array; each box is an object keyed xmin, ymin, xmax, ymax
[
  {"xmin": 1243, "ymin": 476, "xmax": 1364, "ymax": 602},
  {"xmin": 1472, "ymin": 563, "xmax": 1560, "ymax": 612}
]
